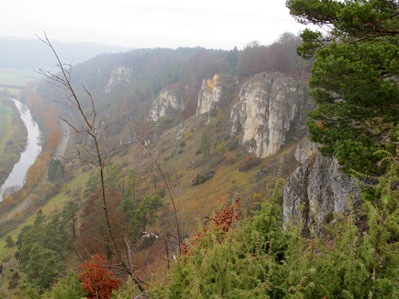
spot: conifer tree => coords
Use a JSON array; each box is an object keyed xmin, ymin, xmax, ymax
[{"xmin": 286, "ymin": 0, "xmax": 399, "ymax": 174}]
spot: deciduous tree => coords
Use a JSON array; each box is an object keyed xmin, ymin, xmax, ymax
[{"xmin": 39, "ymin": 33, "xmax": 145, "ymax": 291}]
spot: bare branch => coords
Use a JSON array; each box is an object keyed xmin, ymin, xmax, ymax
[
  {"xmin": 38, "ymin": 33, "xmax": 145, "ymax": 292},
  {"xmin": 59, "ymin": 117, "xmax": 79, "ymax": 134},
  {"xmin": 139, "ymin": 138, "xmax": 182, "ymax": 256},
  {"xmin": 82, "ymin": 84, "xmax": 96, "ymax": 127}
]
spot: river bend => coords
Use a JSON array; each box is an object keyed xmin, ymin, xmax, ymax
[{"xmin": 0, "ymin": 98, "xmax": 42, "ymax": 199}]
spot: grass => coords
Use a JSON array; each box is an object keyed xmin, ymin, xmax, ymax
[
  {"xmin": 0, "ymin": 68, "xmax": 41, "ymax": 97},
  {"xmin": 0, "ymin": 186, "xmax": 73, "ymax": 297},
  {"xmin": 0, "ymin": 102, "xmax": 12, "ymax": 154},
  {"xmin": 111, "ymin": 119, "xmax": 297, "ymax": 283},
  {"xmin": 0, "ymin": 68, "xmax": 40, "ymax": 86},
  {"xmin": 0, "ymin": 175, "xmax": 81, "ymax": 295},
  {"xmin": 0, "ymin": 168, "xmax": 90, "ymax": 255},
  {"xmin": 115, "ymin": 117, "xmax": 291, "ymax": 242},
  {"xmin": 3, "ymin": 88, "xmax": 21, "ymax": 96},
  {"xmin": 0, "ymin": 102, "xmax": 302, "ymax": 295}
]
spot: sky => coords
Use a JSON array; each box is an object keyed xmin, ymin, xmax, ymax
[{"xmin": 1, "ymin": 0, "xmax": 307, "ymax": 50}]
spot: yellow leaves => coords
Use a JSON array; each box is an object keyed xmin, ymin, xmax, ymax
[
  {"xmin": 47, "ymin": 129, "xmax": 62, "ymax": 151},
  {"xmin": 185, "ymin": 130, "xmax": 192, "ymax": 141},
  {"xmin": 207, "ymin": 79, "xmax": 215, "ymax": 91},
  {"xmin": 253, "ymin": 192, "xmax": 262, "ymax": 202},
  {"xmin": 4, "ymin": 195, "xmax": 13, "ymax": 203},
  {"xmin": 207, "ymin": 74, "xmax": 221, "ymax": 91},
  {"xmin": 25, "ymin": 152, "xmax": 50, "ymax": 190}
]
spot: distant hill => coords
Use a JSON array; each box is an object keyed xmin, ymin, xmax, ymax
[{"xmin": 0, "ymin": 37, "xmax": 130, "ymax": 69}]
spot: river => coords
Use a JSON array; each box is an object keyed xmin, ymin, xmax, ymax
[{"xmin": 0, "ymin": 98, "xmax": 42, "ymax": 199}]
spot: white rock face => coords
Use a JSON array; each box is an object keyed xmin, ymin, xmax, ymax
[
  {"xmin": 197, "ymin": 75, "xmax": 223, "ymax": 115},
  {"xmin": 294, "ymin": 139, "xmax": 319, "ymax": 164},
  {"xmin": 230, "ymin": 72, "xmax": 313, "ymax": 158},
  {"xmin": 148, "ymin": 86, "xmax": 185, "ymax": 122},
  {"xmin": 196, "ymin": 74, "xmax": 237, "ymax": 117},
  {"xmin": 283, "ymin": 152, "xmax": 360, "ymax": 236},
  {"xmin": 105, "ymin": 66, "xmax": 131, "ymax": 94}
]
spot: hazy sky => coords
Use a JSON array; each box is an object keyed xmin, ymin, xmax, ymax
[{"xmin": 2, "ymin": 0, "xmax": 306, "ymax": 49}]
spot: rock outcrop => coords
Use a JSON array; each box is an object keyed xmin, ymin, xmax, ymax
[
  {"xmin": 294, "ymin": 139, "xmax": 319, "ymax": 164},
  {"xmin": 105, "ymin": 66, "xmax": 131, "ymax": 94},
  {"xmin": 148, "ymin": 85, "xmax": 186, "ymax": 122},
  {"xmin": 230, "ymin": 72, "xmax": 314, "ymax": 158},
  {"xmin": 283, "ymin": 151, "xmax": 360, "ymax": 236},
  {"xmin": 196, "ymin": 74, "xmax": 237, "ymax": 118}
]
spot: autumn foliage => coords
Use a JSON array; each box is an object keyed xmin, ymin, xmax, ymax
[
  {"xmin": 77, "ymin": 189, "xmax": 129, "ymax": 261},
  {"xmin": 183, "ymin": 199, "xmax": 241, "ymax": 256},
  {"xmin": 79, "ymin": 255, "xmax": 122, "ymax": 299},
  {"xmin": 28, "ymin": 91, "xmax": 62, "ymax": 151},
  {"xmin": 238, "ymin": 155, "xmax": 261, "ymax": 172},
  {"xmin": 205, "ymin": 198, "xmax": 241, "ymax": 234}
]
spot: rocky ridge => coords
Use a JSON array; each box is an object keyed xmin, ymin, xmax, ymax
[
  {"xmin": 148, "ymin": 72, "xmax": 314, "ymax": 159},
  {"xmin": 229, "ymin": 72, "xmax": 314, "ymax": 158},
  {"xmin": 283, "ymin": 144, "xmax": 360, "ymax": 236},
  {"xmin": 105, "ymin": 66, "xmax": 131, "ymax": 94},
  {"xmin": 196, "ymin": 74, "xmax": 238, "ymax": 118},
  {"xmin": 148, "ymin": 85, "xmax": 186, "ymax": 122}
]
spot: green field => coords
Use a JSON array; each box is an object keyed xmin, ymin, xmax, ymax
[
  {"xmin": 0, "ymin": 102, "xmax": 12, "ymax": 154},
  {"xmin": 0, "ymin": 68, "xmax": 41, "ymax": 85},
  {"xmin": 0, "ymin": 68, "xmax": 41, "ymax": 96}
]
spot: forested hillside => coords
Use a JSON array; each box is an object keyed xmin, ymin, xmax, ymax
[
  {"xmin": 0, "ymin": 31, "xmax": 314, "ymax": 297},
  {"xmin": 0, "ymin": 1, "xmax": 398, "ymax": 297},
  {"xmin": 35, "ymin": 33, "xmax": 310, "ymax": 140}
]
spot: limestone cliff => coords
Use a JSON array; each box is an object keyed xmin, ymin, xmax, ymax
[
  {"xmin": 148, "ymin": 85, "xmax": 186, "ymax": 122},
  {"xmin": 229, "ymin": 72, "xmax": 314, "ymax": 158},
  {"xmin": 105, "ymin": 66, "xmax": 131, "ymax": 94},
  {"xmin": 283, "ymin": 150, "xmax": 360, "ymax": 236},
  {"xmin": 196, "ymin": 74, "xmax": 238, "ymax": 118},
  {"xmin": 294, "ymin": 139, "xmax": 318, "ymax": 164}
]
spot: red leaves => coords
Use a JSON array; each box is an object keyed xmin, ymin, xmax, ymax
[
  {"xmin": 206, "ymin": 198, "xmax": 241, "ymax": 233},
  {"xmin": 185, "ymin": 199, "xmax": 241, "ymax": 255},
  {"xmin": 239, "ymin": 155, "xmax": 261, "ymax": 172},
  {"xmin": 79, "ymin": 254, "xmax": 122, "ymax": 299}
]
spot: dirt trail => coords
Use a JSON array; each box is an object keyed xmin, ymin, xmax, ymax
[{"xmin": 55, "ymin": 121, "xmax": 70, "ymax": 159}]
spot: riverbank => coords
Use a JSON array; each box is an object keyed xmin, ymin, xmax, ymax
[
  {"xmin": 0, "ymin": 98, "xmax": 42, "ymax": 199},
  {"xmin": 0, "ymin": 98, "xmax": 27, "ymax": 190}
]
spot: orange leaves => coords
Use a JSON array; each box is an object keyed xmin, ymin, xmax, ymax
[
  {"xmin": 239, "ymin": 155, "xmax": 262, "ymax": 172},
  {"xmin": 79, "ymin": 255, "xmax": 122, "ymax": 299},
  {"xmin": 206, "ymin": 198, "xmax": 241, "ymax": 234},
  {"xmin": 29, "ymin": 91, "xmax": 62, "ymax": 152},
  {"xmin": 24, "ymin": 152, "xmax": 49, "ymax": 190},
  {"xmin": 47, "ymin": 129, "xmax": 62, "ymax": 152},
  {"xmin": 207, "ymin": 79, "xmax": 215, "ymax": 91},
  {"xmin": 185, "ymin": 199, "xmax": 241, "ymax": 255}
]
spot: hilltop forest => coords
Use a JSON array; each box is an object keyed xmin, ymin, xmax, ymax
[{"xmin": 0, "ymin": 1, "xmax": 398, "ymax": 298}]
